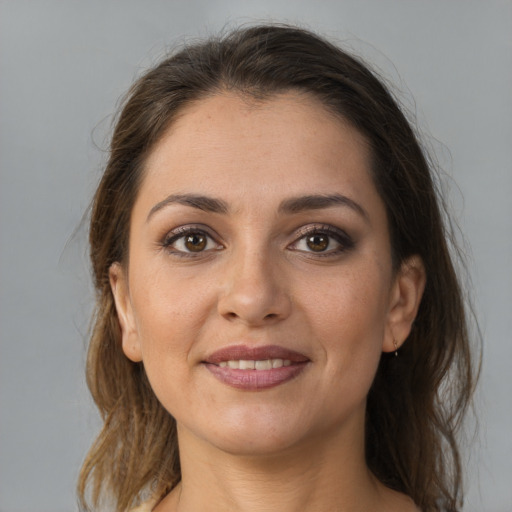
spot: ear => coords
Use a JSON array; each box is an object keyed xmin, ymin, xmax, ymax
[
  {"xmin": 383, "ymin": 255, "xmax": 426, "ymax": 353},
  {"xmin": 109, "ymin": 262, "xmax": 143, "ymax": 362}
]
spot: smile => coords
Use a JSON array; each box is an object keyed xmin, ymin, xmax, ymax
[
  {"xmin": 203, "ymin": 345, "xmax": 309, "ymax": 390},
  {"xmin": 218, "ymin": 359, "xmax": 292, "ymax": 370}
]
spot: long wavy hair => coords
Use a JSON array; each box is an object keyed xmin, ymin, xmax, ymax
[{"xmin": 78, "ymin": 25, "xmax": 478, "ymax": 512}]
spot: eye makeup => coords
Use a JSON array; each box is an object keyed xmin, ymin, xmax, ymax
[
  {"xmin": 159, "ymin": 221, "xmax": 355, "ymax": 261},
  {"xmin": 289, "ymin": 224, "xmax": 355, "ymax": 258}
]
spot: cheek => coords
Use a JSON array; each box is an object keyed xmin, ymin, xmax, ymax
[
  {"xmin": 129, "ymin": 275, "xmax": 202, "ymax": 412},
  {"xmin": 301, "ymin": 264, "xmax": 389, "ymax": 377},
  {"xmin": 129, "ymin": 265, "xmax": 204, "ymax": 360},
  {"xmin": 306, "ymin": 264, "xmax": 389, "ymax": 334}
]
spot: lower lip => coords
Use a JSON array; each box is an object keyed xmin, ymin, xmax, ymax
[{"xmin": 204, "ymin": 362, "xmax": 308, "ymax": 390}]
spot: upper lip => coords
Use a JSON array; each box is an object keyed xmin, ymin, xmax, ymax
[{"xmin": 204, "ymin": 344, "xmax": 310, "ymax": 364}]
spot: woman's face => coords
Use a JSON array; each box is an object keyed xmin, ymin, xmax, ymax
[{"xmin": 111, "ymin": 91, "xmax": 423, "ymax": 455}]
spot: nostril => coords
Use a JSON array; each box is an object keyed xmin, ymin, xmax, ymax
[{"xmin": 218, "ymin": 284, "xmax": 292, "ymax": 325}]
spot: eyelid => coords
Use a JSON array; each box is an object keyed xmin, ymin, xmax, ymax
[
  {"xmin": 161, "ymin": 224, "xmax": 223, "ymax": 255},
  {"xmin": 159, "ymin": 223, "xmax": 354, "ymax": 257},
  {"xmin": 289, "ymin": 224, "xmax": 355, "ymax": 255}
]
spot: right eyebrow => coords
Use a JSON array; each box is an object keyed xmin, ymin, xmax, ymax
[
  {"xmin": 146, "ymin": 194, "xmax": 229, "ymax": 222},
  {"xmin": 278, "ymin": 193, "xmax": 369, "ymax": 223}
]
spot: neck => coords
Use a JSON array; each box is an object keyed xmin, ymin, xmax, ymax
[{"xmin": 156, "ymin": 411, "xmax": 392, "ymax": 512}]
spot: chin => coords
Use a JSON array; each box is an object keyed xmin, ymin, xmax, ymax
[
  {"xmin": 207, "ymin": 428, "xmax": 305, "ymax": 457},
  {"xmin": 180, "ymin": 405, "xmax": 315, "ymax": 457}
]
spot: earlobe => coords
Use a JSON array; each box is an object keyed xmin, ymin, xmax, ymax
[
  {"xmin": 109, "ymin": 262, "xmax": 143, "ymax": 362},
  {"xmin": 383, "ymin": 255, "xmax": 426, "ymax": 353}
]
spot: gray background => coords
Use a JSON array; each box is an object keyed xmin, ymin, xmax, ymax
[{"xmin": 1, "ymin": 1, "xmax": 511, "ymax": 511}]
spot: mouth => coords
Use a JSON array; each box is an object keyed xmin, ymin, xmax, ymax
[
  {"xmin": 218, "ymin": 358, "xmax": 293, "ymax": 370},
  {"xmin": 203, "ymin": 344, "xmax": 310, "ymax": 390}
]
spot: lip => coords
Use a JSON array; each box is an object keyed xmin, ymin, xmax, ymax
[
  {"xmin": 204, "ymin": 344, "xmax": 309, "ymax": 364},
  {"xmin": 203, "ymin": 344, "xmax": 310, "ymax": 391}
]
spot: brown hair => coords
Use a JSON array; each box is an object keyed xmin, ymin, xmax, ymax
[{"xmin": 79, "ymin": 25, "xmax": 478, "ymax": 512}]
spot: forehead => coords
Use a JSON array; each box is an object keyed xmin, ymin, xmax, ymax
[{"xmin": 137, "ymin": 91, "xmax": 380, "ymax": 215}]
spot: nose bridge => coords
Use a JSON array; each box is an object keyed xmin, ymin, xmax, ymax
[{"xmin": 217, "ymin": 235, "xmax": 291, "ymax": 325}]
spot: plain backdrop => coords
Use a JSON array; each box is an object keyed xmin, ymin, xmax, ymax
[{"xmin": 1, "ymin": 1, "xmax": 511, "ymax": 511}]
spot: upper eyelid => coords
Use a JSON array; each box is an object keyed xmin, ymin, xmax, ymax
[
  {"xmin": 163, "ymin": 224, "xmax": 219, "ymax": 241},
  {"xmin": 160, "ymin": 222, "xmax": 352, "ymax": 247},
  {"xmin": 160, "ymin": 226, "xmax": 222, "ymax": 253},
  {"xmin": 289, "ymin": 224, "xmax": 354, "ymax": 251},
  {"xmin": 292, "ymin": 224, "xmax": 351, "ymax": 240},
  {"xmin": 161, "ymin": 227, "xmax": 223, "ymax": 257}
]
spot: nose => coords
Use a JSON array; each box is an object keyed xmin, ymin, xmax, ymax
[{"xmin": 217, "ymin": 248, "xmax": 292, "ymax": 327}]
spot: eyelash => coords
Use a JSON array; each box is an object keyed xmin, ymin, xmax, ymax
[
  {"xmin": 161, "ymin": 225, "xmax": 223, "ymax": 257},
  {"xmin": 161, "ymin": 224, "xmax": 354, "ymax": 258},
  {"xmin": 290, "ymin": 225, "xmax": 355, "ymax": 257}
]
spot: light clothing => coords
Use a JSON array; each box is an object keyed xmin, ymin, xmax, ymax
[{"xmin": 130, "ymin": 500, "xmax": 155, "ymax": 512}]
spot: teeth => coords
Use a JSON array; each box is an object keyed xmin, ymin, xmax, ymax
[
  {"xmin": 218, "ymin": 359, "xmax": 292, "ymax": 370},
  {"xmin": 255, "ymin": 360, "xmax": 272, "ymax": 370}
]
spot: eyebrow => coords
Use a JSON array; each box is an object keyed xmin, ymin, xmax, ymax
[
  {"xmin": 146, "ymin": 192, "xmax": 368, "ymax": 222},
  {"xmin": 278, "ymin": 194, "xmax": 369, "ymax": 221},
  {"xmin": 147, "ymin": 194, "xmax": 229, "ymax": 221}
]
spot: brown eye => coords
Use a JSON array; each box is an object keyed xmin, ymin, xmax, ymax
[
  {"xmin": 185, "ymin": 233, "xmax": 207, "ymax": 252},
  {"xmin": 163, "ymin": 228, "xmax": 222, "ymax": 255},
  {"xmin": 289, "ymin": 225, "xmax": 354, "ymax": 256},
  {"xmin": 306, "ymin": 234, "xmax": 329, "ymax": 252}
]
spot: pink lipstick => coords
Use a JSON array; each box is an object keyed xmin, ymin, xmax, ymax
[{"xmin": 203, "ymin": 344, "xmax": 310, "ymax": 390}]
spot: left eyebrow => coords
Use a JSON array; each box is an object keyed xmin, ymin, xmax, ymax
[
  {"xmin": 146, "ymin": 193, "xmax": 229, "ymax": 222},
  {"xmin": 278, "ymin": 194, "xmax": 369, "ymax": 222}
]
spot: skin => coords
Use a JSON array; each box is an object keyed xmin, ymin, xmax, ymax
[{"xmin": 110, "ymin": 91, "xmax": 425, "ymax": 512}]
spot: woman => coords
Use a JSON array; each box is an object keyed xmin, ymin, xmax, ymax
[{"xmin": 78, "ymin": 25, "xmax": 477, "ymax": 512}]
